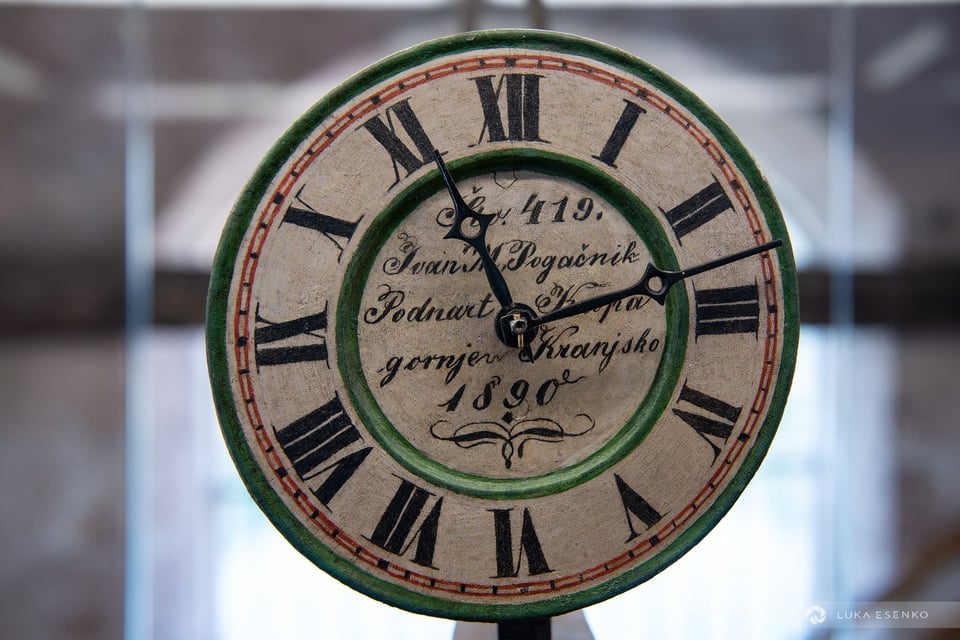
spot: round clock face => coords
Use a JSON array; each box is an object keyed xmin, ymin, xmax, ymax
[{"xmin": 207, "ymin": 30, "xmax": 798, "ymax": 621}]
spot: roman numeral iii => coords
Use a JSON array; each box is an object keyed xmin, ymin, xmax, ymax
[{"xmin": 694, "ymin": 282, "xmax": 760, "ymax": 339}]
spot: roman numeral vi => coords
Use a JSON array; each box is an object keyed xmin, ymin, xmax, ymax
[{"xmin": 490, "ymin": 508, "xmax": 552, "ymax": 578}]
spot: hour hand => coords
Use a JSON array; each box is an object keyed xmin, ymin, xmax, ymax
[
  {"xmin": 530, "ymin": 239, "xmax": 783, "ymax": 329},
  {"xmin": 434, "ymin": 150, "xmax": 514, "ymax": 309}
]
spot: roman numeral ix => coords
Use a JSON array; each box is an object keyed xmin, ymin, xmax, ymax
[{"xmin": 254, "ymin": 303, "xmax": 328, "ymax": 367}]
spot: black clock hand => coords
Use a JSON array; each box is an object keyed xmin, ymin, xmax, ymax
[
  {"xmin": 434, "ymin": 150, "xmax": 514, "ymax": 309},
  {"xmin": 529, "ymin": 240, "xmax": 782, "ymax": 330}
]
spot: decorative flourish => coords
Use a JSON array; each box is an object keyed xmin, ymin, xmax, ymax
[{"xmin": 430, "ymin": 414, "xmax": 595, "ymax": 469}]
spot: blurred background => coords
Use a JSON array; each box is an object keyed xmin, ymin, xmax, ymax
[{"xmin": 1, "ymin": 0, "xmax": 958, "ymax": 638}]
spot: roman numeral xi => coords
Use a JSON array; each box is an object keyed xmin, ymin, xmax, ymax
[{"xmin": 362, "ymin": 98, "xmax": 435, "ymax": 187}]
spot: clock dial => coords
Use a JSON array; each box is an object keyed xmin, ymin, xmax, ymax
[{"xmin": 207, "ymin": 30, "xmax": 798, "ymax": 621}]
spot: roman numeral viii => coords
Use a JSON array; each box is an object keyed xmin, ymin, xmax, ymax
[
  {"xmin": 661, "ymin": 178, "xmax": 733, "ymax": 242},
  {"xmin": 254, "ymin": 303, "xmax": 328, "ymax": 367},
  {"xmin": 362, "ymin": 98, "xmax": 435, "ymax": 187},
  {"xmin": 472, "ymin": 72, "xmax": 546, "ymax": 144},
  {"xmin": 367, "ymin": 478, "xmax": 443, "ymax": 569},
  {"xmin": 694, "ymin": 282, "xmax": 760, "ymax": 339},
  {"xmin": 273, "ymin": 394, "xmax": 372, "ymax": 507},
  {"xmin": 490, "ymin": 508, "xmax": 552, "ymax": 578},
  {"xmin": 673, "ymin": 380, "xmax": 742, "ymax": 464}
]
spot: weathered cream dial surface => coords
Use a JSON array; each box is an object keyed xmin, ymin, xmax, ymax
[{"xmin": 207, "ymin": 29, "xmax": 798, "ymax": 621}]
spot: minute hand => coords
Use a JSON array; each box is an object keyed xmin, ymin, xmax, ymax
[
  {"xmin": 434, "ymin": 150, "xmax": 514, "ymax": 309},
  {"xmin": 530, "ymin": 239, "xmax": 782, "ymax": 329}
]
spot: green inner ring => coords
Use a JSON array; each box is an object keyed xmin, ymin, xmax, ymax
[{"xmin": 337, "ymin": 149, "xmax": 688, "ymax": 500}]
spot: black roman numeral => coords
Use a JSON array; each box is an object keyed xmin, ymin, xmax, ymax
[
  {"xmin": 273, "ymin": 394, "xmax": 372, "ymax": 506},
  {"xmin": 694, "ymin": 282, "xmax": 760, "ymax": 339},
  {"xmin": 661, "ymin": 178, "xmax": 733, "ymax": 242},
  {"xmin": 472, "ymin": 73, "xmax": 545, "ymax": 144},
  {"xmin": 673, "ymin": 380, "xmax": 742, "ymax": 464},
  {"xmin": 282, "ymin": 186, "xmax": 359, "ymax": 261},
  {"xmin": 362, "ymin": 98, "xmax": 435, "ymax": 187},
  {"xmin": 614, "ymin": 474, "xmax": 664, "ymax": 544},
  {"xmin": 254, "ymin": 303, "xmax": 328, "ymax": 367},
  {"xmin": 592, "ymin": 100, "xmax": 646, "ymax": 168},
  {"xmin": 490, "ymin": 508, "xmax": 552, "ymax": 578},
  {"xmin": 367, "ymin": 478, "xmax": 442, "ymax": 568}
]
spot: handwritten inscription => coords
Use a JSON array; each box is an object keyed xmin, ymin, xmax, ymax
[
  {"xmin": 379, "ymin": 349, "xmax": 505, "ymax": 387},
  {"xmin": 363, "ymin": 285, "xmax": 497, "ymax": 325},
  {"xmin": 356, "ymin": 170, "xmax": 668, "ymax": 477},
  {"xmin": 524, "ymin": 325, "xmax": 660, "ymax": 372},
  {"xmin": 383, "ymin": 239, "xmax": 644, "ymax": 286}
]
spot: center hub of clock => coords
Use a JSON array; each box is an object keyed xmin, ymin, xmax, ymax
[{"xmin": 494, "ymin": 303, "xmax": 538, "ymax": 349}]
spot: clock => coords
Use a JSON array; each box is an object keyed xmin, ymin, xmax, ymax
[{"xmin": 207, "ymin": 29, "xmax": 798, "ymax": 621}]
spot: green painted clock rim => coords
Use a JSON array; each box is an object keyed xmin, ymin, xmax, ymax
[
  {"xmin": 336, "ymin": 148, "xmax": 687, "ymax": 501},
  {"xmin": 206, "ymin": 28, "xmax": 800, "ymax": 623}
]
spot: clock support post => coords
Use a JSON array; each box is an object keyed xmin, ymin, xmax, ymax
[{"xmin": 498, "ymin": 616, "xmax": 551, "ymax": 640}]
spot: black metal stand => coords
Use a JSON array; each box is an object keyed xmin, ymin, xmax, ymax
[{"xmin": 497, "ymin": 616, "xmax": 551, "ymax": 640}]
